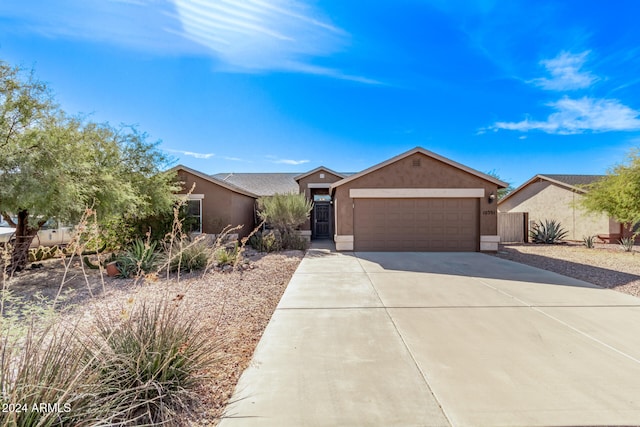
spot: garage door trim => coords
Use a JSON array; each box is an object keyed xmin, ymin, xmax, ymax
[{"xmin": 349, "ymin": 188, "xmax": 485, "ymax": 198}]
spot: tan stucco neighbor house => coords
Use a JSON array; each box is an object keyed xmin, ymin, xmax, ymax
[
  {"xmin": 498, "ymin": 174, "xmax": 621, "ymax": 241},
  {"xmin": 174, "ymin": 147, "xmax": 508, "ymax": 252}
]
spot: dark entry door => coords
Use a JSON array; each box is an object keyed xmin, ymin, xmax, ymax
[{"xmin": 313, "ymin": 203, "xmax": 331, "ymax": 239}]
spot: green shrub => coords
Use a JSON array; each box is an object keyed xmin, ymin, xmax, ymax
[
  {"xmin": 256, "ymin": 193, "xmax": 312, "ymax": 247},
  {"xmin": 248, "ymin": 230, "xmax": 308, "ymax": 252},
  {"xmin": 619, "ymin": 236, "xmax": 635, "ymax": 252},
  {"xmin": 281, "ymin": 232, "xmax": 309, "ymax": 251},
  {"xmin": 166, "ymin": 237, "xmax": 210, "ymax": 273},
  {"xmin": 529, "ymin": 219, "xmax": 568, "ymax": 244},
  {"xmin": 583, "ymin": 235, "xmax": 596, "ymax": 248},
  {"xmin": 248, "ymin": 231, "xmax": 281, "ymax": 253},
  {"xmin": 215, "ymin": 243, "xmax": 240, "ymax": 267},
  {"xmin": 90, "ymin": 299, "xmax": 219, "ymax": 425}
]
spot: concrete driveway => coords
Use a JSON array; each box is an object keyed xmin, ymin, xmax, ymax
[{"xmin": 219, "ymin": 244, "xmax": 640, "ymax": 427}]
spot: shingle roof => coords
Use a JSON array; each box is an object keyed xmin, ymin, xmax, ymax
[
  {"xmin": 539, "ymin": 174, "xmax": 604, "ymax": 187},
  {"xmin": 212, "ymin": 173, "xmax": 300, "ymax": 196},
  {"xmin": 171, "ymin": 165, "xmax": 258, "ymax": 198}
]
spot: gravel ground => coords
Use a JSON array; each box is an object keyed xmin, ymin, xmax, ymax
[
  {"xmin": 493, "ymin": 243, "xmax": 640, "ymax": 297},
  {"xmin": 3, "ymin": 249, "xmax": 304, "ymax": 426}
]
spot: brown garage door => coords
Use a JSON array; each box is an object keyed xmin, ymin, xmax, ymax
[{"xmin": 354, "ymin": 198, "xmax": 479, "ymax": 251}]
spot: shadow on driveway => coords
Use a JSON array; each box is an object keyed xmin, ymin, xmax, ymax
[
  {"xmin": 354, "ymin": 251, "xmax": 620, "ymax": 290},
  {"xmin": 493, "ymin": 246, "xmax": 640, "ymax": 290}
]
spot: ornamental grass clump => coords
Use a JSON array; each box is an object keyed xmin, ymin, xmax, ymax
[
  {"xmin": 88, "ymin": 297, "xmax": 220, "ymax": 425},
  {"xmin": 529, "ymin": 219, "xmax": 568, "ymax": 244},
  {"xmin": 0, "ymin": 322, "xmax": 101, "ymax": 427},
  {"xmin": 166, "ymin": 237, "xmax": 211, "ymax": 273}
]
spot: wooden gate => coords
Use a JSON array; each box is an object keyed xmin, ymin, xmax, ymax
[{"xmin": 498, "ymin": 212, "xmax": 528, "ymax": 243}]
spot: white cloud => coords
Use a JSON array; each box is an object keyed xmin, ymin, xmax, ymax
[
  {"xmin": 531, "ymin": 51, "xmax": 597, "ymax": 91},
  {"xmin": 0, "ymin": 0, "xmax": 189, "ymax": 53},
  {"xmin": 171, "ymin": 0, "xmax": 377, "ymax": 83},
  {"xmin": 272, "ymin": 158, "xmax": 310, "ymax": 165},
  {"xmin": 1, "ymin": 0, "xmax": 376, "ymax": 83},
  {"xmin": 166, "ymin": 148, "xmax": 215, "ymax": 159},
  {"xmin": 491, "ymin": 97, "xmax": 640, "ymax": 135}
]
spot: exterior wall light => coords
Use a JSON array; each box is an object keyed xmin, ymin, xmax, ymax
[{"xmin": 488, "ymin": 192, "xmax": 496, "ymax": 204}]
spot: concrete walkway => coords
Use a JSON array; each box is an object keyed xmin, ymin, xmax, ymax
[{"xmin": 219, "ymin": 243, "xmax": 640, "ymax": 427}]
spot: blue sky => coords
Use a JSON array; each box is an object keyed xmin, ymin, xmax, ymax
[{"xmin": 2, "ymin": 0, "xmax": 640, "ymax": 187}]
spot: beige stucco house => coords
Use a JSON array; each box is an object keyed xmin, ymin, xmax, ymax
[{"xmin": 498, "ymin": 174, "xmax": 621, "ymax": 241}]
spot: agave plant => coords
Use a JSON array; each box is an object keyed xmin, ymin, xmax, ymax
[
  {"xmin": 619, "ymin": 236, "xmax": 635, "ymax": 253},
  {"xmin": 582, "ymin": 235, "xmax": 596, "ymax": 249},
  {"xmin": 116, "ymin": 239, "xmax": 161, "ymax": 278},
  {"xmin": 529, "ymin": 219, "xmax": 568, "ymax": 244}
]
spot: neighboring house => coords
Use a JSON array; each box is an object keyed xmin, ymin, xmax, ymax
[
  {"xmin": 174, "ymin": 146, "xmax": 508, "ymax": 252},
  {"xmin": 498, "ymin": 174, "xmax": 621, "ymax": 241}
]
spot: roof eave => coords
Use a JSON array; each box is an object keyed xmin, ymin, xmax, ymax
[
  {"xmin": 294, "ymin": 166, "xmax": 346, "ymax": 182},
  {"xmin": 170, "ymin": 165, "xmax": 259, "ymax": 198},
  {"xmin": 497, "ymin": 174, "xmax": 588, "ymax": 205}
]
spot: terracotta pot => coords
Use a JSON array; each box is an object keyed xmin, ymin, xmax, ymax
[{"xmin": 106, "ymin": 261, "xmax": 119, "ymax": 277}]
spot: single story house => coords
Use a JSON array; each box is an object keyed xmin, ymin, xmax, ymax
[
  {"xmin": 173, "ymin": 147, "xmax": 507, "ymax": 252},
  {"xmin": 498, "ymin": 174, "xmax": 621, "ymax": 241}
]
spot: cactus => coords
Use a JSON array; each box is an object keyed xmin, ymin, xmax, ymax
[{"xmin": 83, "ymin": 255, "xmax": 100, "ymax": 269}]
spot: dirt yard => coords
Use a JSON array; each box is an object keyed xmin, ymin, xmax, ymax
[
  {"xmin": 493, "ymin": 243, "xmax": 640, "ymax": 297},
  {"xmin": 2, "ymin": 248, "xmax": 304, "ymax": 426}
]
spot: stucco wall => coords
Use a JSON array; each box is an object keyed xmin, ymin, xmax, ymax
[
  {"xmin": 298, "ymin": 170, "xmax": 344, "ymax": 198},
  {"xmin": 177, "ymin": 169, "xmax": 256, "ymax": 238},
  {"xmin": 333, "ymin": 152, "xmax": 499, "ymax": 237},
  {"xmin": 298, "ymin": 169, "xmax": 343, "ymax": 233},
  {"xmin": 498, "ymin": 180, "xmax": 618, "ymax": 240}
]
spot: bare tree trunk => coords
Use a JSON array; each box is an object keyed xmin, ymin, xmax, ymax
[{"xmin": 9, "ymin": 210, "xmax": 39, "ymax": 273}]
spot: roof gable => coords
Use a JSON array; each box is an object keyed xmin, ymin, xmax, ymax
[
  {"xmin": 330, "ymin": 147, "xmax": 508, "ymax": 190},
  {"xmin": 498, "ymin": 174, "xmax": 604, "ymax": 205},
  {"xmin": 294, "ymin": 166, "xmax": 346, "ymax": 182},
  {"xmin": 171, "ymin": 165, "xmax": 258, "ymax": 198}
]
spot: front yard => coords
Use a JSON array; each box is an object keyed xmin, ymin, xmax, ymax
[
  {"xmin": 494, "ymin": 243, "xmax": 640, "ymax": 297},
  {"xmin": 2, "ymin": 248, "xmax": 304, "ymax": 426},
  {"xmin": 4, "ymin": 241, "xmax": 640, "ymax": 425}
]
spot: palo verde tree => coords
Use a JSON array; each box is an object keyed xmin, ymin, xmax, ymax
[
  {"xmin": 0, "ymin": 61, "xmax": 178, "ymax": 272},
  {"xmin": 581, "ymin": 149, "xmax": 640, "ymax": 233},
  {"xmin": 485, "ymin": 169, "xmax": 514, "ymax": 199}
]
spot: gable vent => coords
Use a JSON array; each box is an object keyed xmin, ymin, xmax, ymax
[{"xmin": 412, "ymin": 159, "xmax": 421, "ymax": 167}]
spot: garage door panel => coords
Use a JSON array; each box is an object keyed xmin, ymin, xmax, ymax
[{"xmin": 354, "ymin": 198, "xmax": 478, "ymax": 252}]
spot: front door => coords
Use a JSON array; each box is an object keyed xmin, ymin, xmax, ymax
[{"xmin": 313, "ymin": 203, "xmax": 331, "ymax": 239}]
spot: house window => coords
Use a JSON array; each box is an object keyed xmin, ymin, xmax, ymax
[
  {"xmin": 186, "ymin": 199, "xmax": 202, "ymax": 233},
  {"xmin": 313, "ymin": 194, "xmax": 331, "ymax": 202}
]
